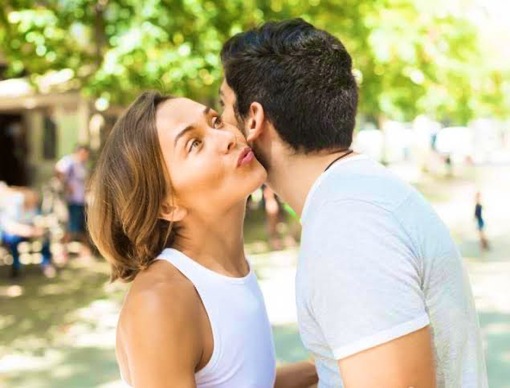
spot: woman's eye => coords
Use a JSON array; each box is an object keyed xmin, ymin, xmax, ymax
[
  {"xmin": 212, "ymin": 116, "xmax": 224, "ymax": 128},
  {"xmin": 189, "ymin": 139, "xmax": 201, "ymax": 152}
]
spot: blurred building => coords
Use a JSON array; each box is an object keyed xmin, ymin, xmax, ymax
[
  {"xmin": 0, "ymin": 56, "xmax": 117, "ymax": 188},
  {"xmin": 0, "ymin": 58, "xmax": 89, "ymax": 187}
]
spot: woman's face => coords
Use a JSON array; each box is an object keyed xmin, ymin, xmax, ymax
[{"xmin": 156, "ymin": 98, "xmax": 267, "ymax": 216}]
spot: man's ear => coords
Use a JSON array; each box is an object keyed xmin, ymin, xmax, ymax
[
  {"xmin": 245, "ymin": 102, "xmax": 266, "ymax": 143},
  {"xmin": 159, "ymin": 202, "xmax": 187, "ymax": 223}
]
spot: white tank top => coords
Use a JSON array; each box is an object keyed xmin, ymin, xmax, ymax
[{"xmin": 155, "ymin": 248, "xmax": 276, "ymax": 387}]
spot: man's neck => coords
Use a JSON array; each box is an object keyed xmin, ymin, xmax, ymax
[{"xmin": 267, "ymin": 150, "xmax": 356, "ymax": 218}]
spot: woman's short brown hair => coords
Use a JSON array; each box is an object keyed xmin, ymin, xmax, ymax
[{"xmin": 87, "ymin": 91, "xmax": 174, "ymax": 282}]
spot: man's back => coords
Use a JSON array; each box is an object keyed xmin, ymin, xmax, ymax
[{"xmin": 297, "ymin": 154, "xmax": 487, "ymax": 387}]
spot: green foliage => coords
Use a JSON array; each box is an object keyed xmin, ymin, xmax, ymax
[{"xmin": 0, "ymin": 0, "xmax": 507, "ymax": 123}]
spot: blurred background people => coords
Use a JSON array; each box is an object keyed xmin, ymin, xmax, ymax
[
  {"xmin": 0, "ymin": 183, "xmax": 53, "ymax": 278},
  {"xmin": 263, "ymin": 185, "xmax": 283, "ymax": 250},
  {"xmin": 475, "ymin": 191, "xmax": 490, "ymax": 251},
  {"xmin": 55, "ymin": 144, "xmax": 91, "ymax": 259}
]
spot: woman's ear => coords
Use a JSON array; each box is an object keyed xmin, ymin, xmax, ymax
[
  {"xmin": 159, "ymin": 202, "xmax": 187, "ymax": 222},
  {"xmin": 246, "ymin": 102, "xmax": 266, "ymax": 143}
]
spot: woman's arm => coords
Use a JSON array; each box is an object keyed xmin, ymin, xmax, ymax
[
  {"xmin": 121, "ymin": 280, "xmax": 203, "ymax": 388},
  {"xmin": 275, "ymin": 360, "xmax": 318, "ymax": 388}
]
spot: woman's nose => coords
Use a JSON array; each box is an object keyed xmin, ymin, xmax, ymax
[{"xmin": 221, "ymin": 129, "xmax": 237, "ymax": 153}]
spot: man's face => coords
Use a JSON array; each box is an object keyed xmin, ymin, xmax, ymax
[
  {"xmin": 219, "ymin": 79, "xmax": 245, "ymax": 135},
  {"xmin": 219, "ymin": 79, "xmax": 270, "ymax": 170}
]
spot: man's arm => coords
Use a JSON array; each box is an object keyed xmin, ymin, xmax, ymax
[
  {"xmin": 275, "ymin": 360, "xmax": 318, "ymax": 388},
  {"xmin": 338, "ymin": 326, "xmax": 436, "ymax": 388},
  {"xmin": 305, "ymin": 199, "xmax": 436, "ymax": 388}
]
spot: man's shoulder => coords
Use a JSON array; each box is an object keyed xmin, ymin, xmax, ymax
[
  {"xmin": 314, "ymin": 160, "xmax": 414, "ymax": 211},
  {"xmin": 309, "ymin": 179, "xmax": 415, "ymax": 220}
]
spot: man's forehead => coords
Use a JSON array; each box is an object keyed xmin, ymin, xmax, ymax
[{"xmin": 219, "ymin": 80, "xmax": 235, "ymax": 100}]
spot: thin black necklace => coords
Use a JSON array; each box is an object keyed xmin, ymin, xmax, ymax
[{"xmin": 324, "ymin": 149, "xmax": 354, "ymax": 172}]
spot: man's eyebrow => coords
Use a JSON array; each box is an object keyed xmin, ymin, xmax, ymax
[{"xmin": 174, "ymin": 107, "xmax": 212, "ymax": 147}]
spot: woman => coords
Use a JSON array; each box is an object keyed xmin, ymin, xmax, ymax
[{"xmin": 87, "ymin": 92, "xmax": 316, "ymax": 387}]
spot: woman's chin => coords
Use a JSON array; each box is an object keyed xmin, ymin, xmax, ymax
[{"xmin": 254, "ymin": 164, "xmax": 268, "ymax": 185}]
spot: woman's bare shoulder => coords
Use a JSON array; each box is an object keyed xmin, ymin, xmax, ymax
[
  {"xmin": 118, "ymin": 260, "xmax": 202, "ymax": 339},
  {"xmin": 116, "ymin": 261, "xmax": 205, "ymax": 385}
]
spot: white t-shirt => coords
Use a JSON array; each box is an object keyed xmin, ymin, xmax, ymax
[
  {"xmin": 55, "ymin": 155, "xmax": 87, "ymax": 204},
  {"xmin": 296, "ymin": 155, "xmax": 487, "ymax": 388}
]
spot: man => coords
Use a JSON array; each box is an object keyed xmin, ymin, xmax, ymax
[
  {"xmin": 55, "ymin": 144, "xmax": 91, "ymax": 258},
  {"xmin": 219, "ymin": 19, "xmax": 487, "ymax": 387}
]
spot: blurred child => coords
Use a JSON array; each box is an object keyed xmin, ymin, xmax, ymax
[{"xmin": 474, "ymin": 191, "xmax": 490, "ymax": 251}]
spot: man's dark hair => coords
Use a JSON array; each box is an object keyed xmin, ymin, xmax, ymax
[{"xmin": 221, "ymin": 18, "xmax": 358, "ymax": 153}]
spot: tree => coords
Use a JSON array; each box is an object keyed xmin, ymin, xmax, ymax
[{"xmin": 1, "ymin": 0, "xmax": 506, "ymax": 124}]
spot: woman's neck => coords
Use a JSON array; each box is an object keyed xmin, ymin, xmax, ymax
[{"xmin": 171, "ymin": 202, "xmax": 249, "ymax": 277}]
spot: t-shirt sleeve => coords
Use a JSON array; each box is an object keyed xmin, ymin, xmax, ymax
[
  {"xmin": 307, "ymin": 199, "xmax": 430, "ymax": 360},
  {"xmin": 55, "ymin": 156, "xmax": 71, "ymax": 176}
]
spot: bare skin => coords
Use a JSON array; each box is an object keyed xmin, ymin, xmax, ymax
[
  {"xmin": 338, "ymin": 327, "xmax": 436, "ymax": 388},
  {"xmin": 117, "ymin": 261, "xmax": 211, "ymax": 388}
]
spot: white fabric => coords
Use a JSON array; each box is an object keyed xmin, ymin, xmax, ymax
[
  {"xmin": 0, "ymin": 190, "xmax": 37, "ymax": 233},
  {"xmin": 55, "ymin": 155, "xmax": 87, "ymax": 204},
  {"xmin": 154, "ymin": 248, "xmax": 276, "ymax": 388},
  {"xmin": 0, "ymin": 190, "xmax": 24, "ymax": 232},
  {"xmin": 297, "ymin": 155, "xmax": 488, "ymax": 388}
]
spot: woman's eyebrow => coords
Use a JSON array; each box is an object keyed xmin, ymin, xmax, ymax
[
  {"xmin": 173, "ymin": 107, "xmax": 212, "ymax": 147},
  {"xmin": 174, "ymin": 125, "xmax": 195, "ymax": 147}
]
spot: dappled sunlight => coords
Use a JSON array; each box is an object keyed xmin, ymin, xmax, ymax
[
  {"xmin": 68, "ymin": 300, "xmax": 120, "ymax": 349},
  {"xmin": 97, "ymin": 380, "xmax": 129, "ymax": 388},
  {"xmin": 0, "ymin": 350, "xmax": 64, "ymax": 374},
  {"xmin": 485, "ymin": 322, "xmax": 510, "ymax": 336},
  {"xmin": 502, "ymin": 350, "xmax": 510, "ymax": 364},
  {"xmin": 0, "ymin": 258, "xmax": 125, "ymax": 387},
  {"xmin": 0, "ymin": 315, "xmax": 15, "ymax": 330},
  {"xmin": 466, "ymin": 261, "xmax": 510, "ymax": 314},
  {"xmin": 0, "ymin": 285, "xmax": 23, "ymax": 298},
  {"xmin": 1, "ymin": 346, "xmax": 120, "ymax": 388},
  {"xmin": 479, "ymin": 310, "xmax": 510, "ymax": 387},
  {"xmin": 38, "ymin": 283, "xmax": 70, "ymax": 296}
]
